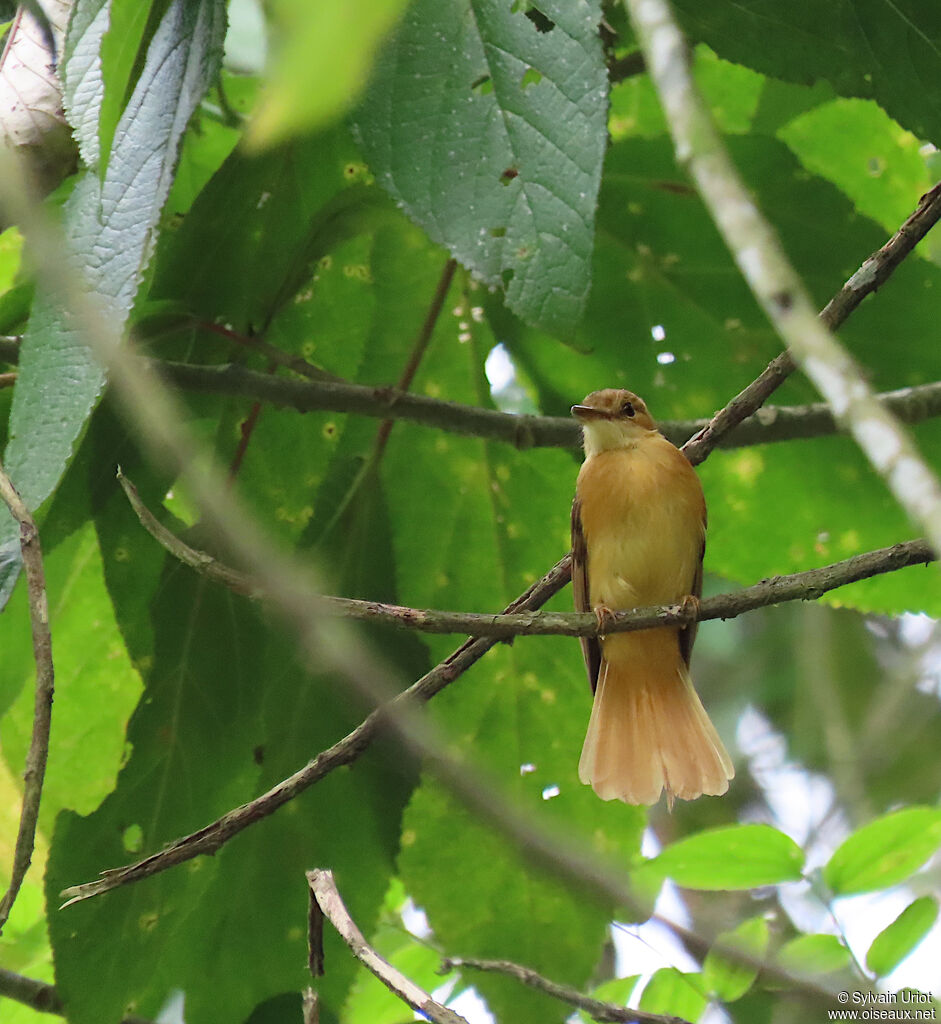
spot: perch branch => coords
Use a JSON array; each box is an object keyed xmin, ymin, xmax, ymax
[
  {"xmin": 440, "ymin": 956, "xmax": 687, "ymax": 1024},
  {"xmin": 0, "ymin": 459, "xmax": 54, "ymax": 934},
  {"xmin": 119, "ymin": 470, "xmax": 933, "ymax": 637},
  {"xmin": 626, "ymin": 0, "xmax": 941, "ymax": 556},
  {"xmin": 308, "ymin": 869, "xmax": 469, "ymax": 1024}
]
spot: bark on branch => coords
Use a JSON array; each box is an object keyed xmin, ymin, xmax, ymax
[
  {"xmin": 118, "ymin": 469, "xmax": 934, "ymax": 638},
  {"xmin": 308, "ymin": 869, "xmax": 469, "ymax": 1024},
  {"xmin": 0, "ymin": 458, "xmax": 54, "ymax": 934}
]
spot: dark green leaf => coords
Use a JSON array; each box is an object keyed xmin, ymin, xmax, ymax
[
  {"xmin": 824, "ymin": 808, "xmax": 941, "ymax": 896},
  {"xmin": 866, "ymin": 897, "xmax": 939, "ymax": 977},
  {"xmin": 673, "ymin": 0, "xmax": 941, "ymax": 146},
  {"xmin": 356, "ymin": 0, "xmax": 609, "ymax": 335}
]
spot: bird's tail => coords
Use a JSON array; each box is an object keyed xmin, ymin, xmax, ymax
[{"xmin": 578, "ymin": 630, "xmax": 733, "ymax": 805}]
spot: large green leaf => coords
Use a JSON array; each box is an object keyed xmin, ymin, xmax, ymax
[
  {"xmin": 62, "ymin": 0, "xmax": 159, "ymax": 171},
  {"xmin": 824, "ymin": 807, "xmax": 941, "ymax": 896},
  {"xmin": 355, "ymin": 0, "xmax": 609, "ymax": 335},
  {"xmin": 673, "ymin": 0, "xmax": 941, "ymax": 146},
  {"xmin": 636, "ymin": 824, "xmax": 804, "ymax": 891},
  {"xmin": 0, "ymin": 0, "xmax": 226, "ymax": 609}
]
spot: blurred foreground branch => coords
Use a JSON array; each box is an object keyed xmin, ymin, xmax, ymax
[{"xmin": 626, "ymin": 0, "xmax": 941, "ymax": 559}]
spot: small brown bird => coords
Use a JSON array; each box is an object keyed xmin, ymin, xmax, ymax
[{"xmin": 571, "ymin": 388, "xmax": 733, "ymax": 805}]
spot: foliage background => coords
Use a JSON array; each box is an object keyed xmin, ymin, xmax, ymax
[{"xmin": 1, "ymin": 0, "xmax": 941, "ymax": 1022}]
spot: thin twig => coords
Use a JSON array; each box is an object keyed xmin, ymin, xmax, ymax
[
  {"xmin": 197, "ymin": 320, "xmax": 344, "ymax": 382},
  {"xmin": 0, "ymin": 967, "xmax": 153, "ymax": 1023},
  {"xmin": 440, "ymin": 956, "xmax": 687, "ymax": 1024},
  {"xmin": 308, "ymin": 869, "xmax": 469, "ymax": 1024},
  {"xmin": 609, "ymin": 50, "xmax": 646, "ymax": 83},
  {"xmin": 374, "ymin": 256, "xmax": 457, "ymax": 457},
  {"xmin": 118, "ymin": 471, "xmax": 935, "ymax": 637},
  {"xmin": 0, "ymin": 459, "xmax": 54, "ymax": 934},
  {"xmin": 682, "ymin": 179, "xmax": 941, "ymax": 462},
  {"xmin": 627, "ymin": 0, "xmax": 941, "ymax": 557}
]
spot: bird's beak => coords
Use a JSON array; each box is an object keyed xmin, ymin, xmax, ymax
[{"xmin": 571, "ymin": 404, "xmax": 609, "ymax": 421}]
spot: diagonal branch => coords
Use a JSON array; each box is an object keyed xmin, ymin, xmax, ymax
[
  {"xmin": 683, "ymin": 180, "xmax": 941, "ymax": 463},
  {"xmin": 0, "ymin": 459, "xmax": 54, "ymax": 934},
  {"xmin": 308, "ymin": 869, "xmax": 469, "ymax": 1024},
  {"xmin": 118, "ymin": 470, "xmax": 934, "ymax": 638},
  {"xmin": 440, "ymin": 956, "xmax": 687, "ymax": 1024},
  {"xmin": 58, "ymin": 554, "xmax": 573, "ymax": 906},
  {"xmin": 626, "ymin": 0, "xmax": 941, "ymax": 558}
]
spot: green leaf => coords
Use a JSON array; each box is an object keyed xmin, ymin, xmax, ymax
[
  {"xmin": 0, "ymin": 523, "xmax": 142, "ymax": 824},
  {"xmin": 703, "ymin": 916, "xmax": 770, "ymax": 1002},
  {"xmin": 778, "ymin": 99, "xmax": 933, "ymax": 237},
  {"xmin": 638, "ymin": 968, "xmax": 707, "ymax": 1022},
  {"xmin": 62, "ymin": 0, "xmax": 158, "ymax": 171},
  {"xmin": 866, "ymin": 897, "xmax": 939, "ymax": 978},
  {"xmin": 673, "ymin": 0, "xmax": 941, "ymax": 146},
  {"xmin": 62, "ymin": 0, "xmax": 110, "ymax": 166},
  {"xmin": 248, "ymin": 0, "xmax": 410, "ymax": 146},
  {"xmin": 151, "ymin": 127, "xmax": 385, "ymax": 333},
  {"xmin": 98, "ymin": 0, "xmax": 159, "ymax": 170},
  {"xmin": 355, "ymin": 0, "xmax": 609, "ymax": 335},
  {"xmin": 641, "ymin": 824, "xmax": 804, "ymax": 891},
  {"xmin": 576, "ymin": 976, "xmax": 640, "ymax": 1022},
  {"xmin": 775, "ymin": 933, "xmax": 850, "ymax": 976},
  {"xmin": 824, "ymin": 807, "xmax": 941, "ymax": 896},
  {"xmin": 0, "ymin": 0, "xmax": 226, "ymax": 609}
]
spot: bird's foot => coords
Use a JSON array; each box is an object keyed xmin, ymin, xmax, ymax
[
  {"xmin": 677, "ymin": 593, "xmax": 701, "ymax": 623},
  {"xmin": 593, "ymin": 604, "xmax": 616, "ymax": 638}
]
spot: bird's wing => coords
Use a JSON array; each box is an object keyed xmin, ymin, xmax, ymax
[
  {"xmin": 571, "ymin": 496, "xmax": 601, "ymax": 693},
  {"xmin": 678, "ymin": 517, "xmax": 706, "ymax": 668}
]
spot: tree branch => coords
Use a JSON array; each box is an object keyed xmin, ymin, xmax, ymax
[
  {"xmin": 0, "ymin": 458, "xmax": 54, "ymax": 934},
  {"xmin": 307, "ymin": 869, "xmax": 469, "ymax": 1024},
  {"xmin": 0, "ymin": 967, "xmax": 153, "ymax": 1023},
  {"xmin": 440, "ymin": 956, "xmax": 687, "ymax": 1024},
  {"xmin": 626, "ymin": 0, "xmax": 941, "ymax": 558},
  {"xmin": 683, "ymin": 180, "xmax": 941, "ymax": 463},
  {"xmin": 118, "ymin": 470, "xmax": 934, "ymax": 638}
]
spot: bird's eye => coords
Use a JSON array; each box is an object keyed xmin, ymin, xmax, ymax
[{"xmin": 621, "ymin": 400, "xmax": 635, "ymax": 417}]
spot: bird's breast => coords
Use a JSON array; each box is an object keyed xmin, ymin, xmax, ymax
[{"xmin": 576, "ymin": 438, "xmax": 705, "ymax": 609}]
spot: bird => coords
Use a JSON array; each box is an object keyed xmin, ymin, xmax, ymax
[{"xmin": 570, "ymin": 388, "xmax": 733, "ymax": 805}]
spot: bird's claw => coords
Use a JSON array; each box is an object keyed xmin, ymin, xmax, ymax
[
  {"xmin": 593, "ymin": 604, "xmax": 615, "ymax": 638},
  {"xmin": 677, "ymin": 594, "xmax": 701, "ymax": 622}
]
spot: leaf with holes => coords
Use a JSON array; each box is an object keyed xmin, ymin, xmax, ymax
[{"xmin": 355, "ymin": 0, "xmax": 609, "ymax": 336}]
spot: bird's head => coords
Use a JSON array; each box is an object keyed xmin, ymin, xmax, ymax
[{"xmin": 571, "ymin": 389, "xmax": 657, "ymax": 455}]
